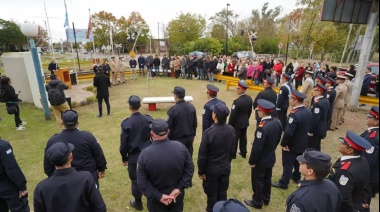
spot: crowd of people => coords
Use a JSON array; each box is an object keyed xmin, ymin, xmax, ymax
[{"xmin": 0, "ymin": 53, "xmax": 379, "ymax": 212}]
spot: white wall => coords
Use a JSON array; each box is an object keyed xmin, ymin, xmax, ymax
[{"xmin": 1, "ymin": 52, "xmax": 45, "ymax": 109}]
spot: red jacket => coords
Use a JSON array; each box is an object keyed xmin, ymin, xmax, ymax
[
  {"xmin": 294, "ymin": 67, "xmax": 305, "ymax": 80},
  {"xmin": 273, "ymin": 63, "xmax": 283, "ymax": 76},
  {"xmin": 227, "ymin": 63, "xmax": 235, "ymax": 73}
]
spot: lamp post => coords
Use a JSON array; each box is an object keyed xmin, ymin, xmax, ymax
[
  {"xmin": 284, "ymin": 19, "xmax": 291, "ymax": 66},
  {"xmin": 20, "ymin": 22, "xmax": 51, "ymax": 120},
  {"xmin": 225, "ymin": 3, "xmax": 230, "ymax": 56}
]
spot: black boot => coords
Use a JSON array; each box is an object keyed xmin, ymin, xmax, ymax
[{"xmin": 130, "ymin": 199, "xmax": 143, "ymax": 211}]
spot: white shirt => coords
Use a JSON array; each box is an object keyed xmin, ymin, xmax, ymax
[{"xmin": 341, "ymin": 155, "xmax": 360, "ymax": 161}]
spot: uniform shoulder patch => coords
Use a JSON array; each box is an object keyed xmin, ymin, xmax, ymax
[
  {"xmin": 326, "ymin": 94, "xmax": 330, "ymax": 98},
  {"xmin": 202, "ymin": 109, "xmax": 206, "ymax": 115},
  {"xmin": 6, "ymin": 149, "xmax": 12, "ymax": 154},
  {"xmin": 290, "ymin": 204, "xmax": 300, "ymax": 212},
  {"xmin": 256, "ymin": 131, "xmax": 262, "ymax": 138},
  {"xmin": 370, "ymin": 131, "xmax": 377, "ymax": 138},
  {"xmin": 289, "ymin": 117, "xmax": 294, "ymax": 124},
  {"xmin": 258, "ymin": 121, "xmax": 265, "ymax": 128},
  {"xmin": 366, "ymin": 146, "xmax": 375, "ymax": 154},
  {"xmin": 232, "ymin": 104, "xmax": 235, "ymax": 110},
  {"xmin": 339, "ymin": 175, "xmax": 349, "ymax": 186},
  {"xmin": 279, "ymin": 90, "xmax": 282, "ymax": 94},
  {"xmin": 314, "ymin": 108, "xmax": 320, "ymax": 114},
  {"xmin": 340, "ymin": 161, "xmax": 351, "ymax": 170}
]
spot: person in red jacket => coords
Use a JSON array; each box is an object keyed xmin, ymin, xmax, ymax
[
  {"xmin": 273, "ymin": 60, "xmax": 284, "ymax": 86},
  {"xmin": 294, "ymin": 63, "xmax": 305, "ymax": 90},
  {"xmin": 227, "ymin": 61, "xmax": 236, "ymax": 73}
]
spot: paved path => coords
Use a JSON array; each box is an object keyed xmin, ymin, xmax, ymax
[{"xmin": 64, "ymin": 83, "xmax": 94, "ymax": 104}]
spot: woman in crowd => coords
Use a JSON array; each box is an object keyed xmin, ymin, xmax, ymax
[
  {"xmin": 237, "ymin": 61, "xmax": 248, "ymax": 83},
  {"xmin": 273, "ymin": 60, "xmax": 284, "ymax": 86},
  {"xmin": 1, "ymin": 77, "xmax": 26, "ymax": 130}
]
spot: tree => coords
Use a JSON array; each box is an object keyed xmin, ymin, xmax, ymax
[
  {"xmin": 92, "ymin": 11, "xmax": 116, "ymax": 49},
  {"xmin": 167, "ymin": 12, "xmax": 206, "ymax": 52},
  {"xmin": 209, "ymin": 9, "xmax": 239, "ymax": 36},
  {"xmin": 191, "ymin": 38, "xmax": 224, "ymax": 55},
  {"xmin": 0, "ymin": 19, "xmax": 26, "ymax": 51},
  {"xmin": 210, "ymin": 24, "xmax": 226, "ymax": 40},
  {"xmin": 249, "ymin": 2, "xmax": 282, "ymax": 39}
]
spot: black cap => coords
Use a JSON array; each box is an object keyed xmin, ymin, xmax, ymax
[
  {"xmin": 237, "ymin": 81, "xmax": 248, "ymax": 90},
  {"xmin": 368, "ymin": 106, "xmax": 379, "ymax": 119},
  {"xmin": 326, "ymin": 77, "xmax": 336, "ymax": 85},
  {"xmin": 172, "ymin": 86, "xmax": 185, "ymax": 96},
  {"xmin": 296, "ymin": 150, "xmax": 331, "ymax": 169},
  {"xmin": 339, "ymin": 130, "xmax": 372, "ymax": 152},
  {"xmin": 291, "ymin": 90, "xmax": 307, "ymax": 100},
  {"xmin": 213, "ymin": 199, "xmax": 250, "ymax": 212},
  {"xmin": 62, "ymin": 110, "xmax": 78, "ymax": 126},
  {"xmin": 282, "ymin": 73, "xmax": 291, "ymax": 80},
  {"xmin": 207, "ymin": 84, "xmax": 219, "ymax": 95},
  {"xmin": 265, "ymin": 77, "xmax": 274, "ymax": 85},
  {"xmin": 149, "ymin": 119, "xmax": 169, "ymax": 136},
  {"xmin": 128, "ymin": 95, "xmax": 141, "ymax": 108},
  {"xmin": 317, "ymin": 75, "xmax": 328, "ymax": 84},
  {"xmin": 46, "ymin": 141, "xmax": 74, "ymax": 166},
  {"xmin": 256, "ymin": 99, "xmax": 275, "ymax": 112},
  {"xmin": 211, "ymin": 102, "xmax": 230, "ymax": 118}
]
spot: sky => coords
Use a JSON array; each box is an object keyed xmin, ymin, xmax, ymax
[{"xmin": 0, "ymin": 0, "xmax": 298, "ymax": 42}]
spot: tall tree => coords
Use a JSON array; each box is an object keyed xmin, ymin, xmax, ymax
[
  {"xmin": 167, "ymin": 12, "xmax": 206, "ymax": 45},
  {"xmin": 92, "ymin": 11, "xmax": 116, "ymax": 49},
  {"xmin": 209, "ymin": 9, "xmax": 239, "ymax": 36},
  {"xmin": 210, "ymin": 24, "xmax": 226, "ymax": 40},
  {"xmin": 249, "ymin": 2, "xmax": 282, "ymax": 39},
  {"xmin": 0, "ymin": 19, "xmax": 26, "ymax": 51}
]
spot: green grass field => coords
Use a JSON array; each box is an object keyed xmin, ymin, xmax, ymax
[{"xmin": 0, "ymin": 77, "xmax": 378, "ymax": 212}]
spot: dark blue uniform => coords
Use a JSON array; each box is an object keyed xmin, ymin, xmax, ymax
[
  {"xmin": 167, "ymin": 100, "xmax": 197, "ymax": 156},
  {"xmin": 253, "ymin": 88, "xmax": 277, "ymax": 127},
  {"xmin": 0, "ymin": 138, "xmax": 29, "ymax": 212},
  {"xmin": 326, "ymin": 87, "xmax": 336, "ymax": 129},
  {"xmin": 361, "ymin": 127, "xmax": 379, "ymax": 202},
  {"xmin": 308, "ymin": 96, "xmax": 329, "ymax": 150},
  {"xmin": 202, "ymin": 98, "xmax": 224, "ymax": 132},
  {"xmin": 120, "ymin": 112, "xmax": 153, "ymax": 201},
  {"xmin": 278, "ymin": 105, "xmax": 312, "ymax": 188},
  {"xmin": 198, "ymin": 122, "xmax": 235, "ymax": 211},
  {"xmin": 286, "ymin": 180, "xmax": 342, "ymax": 212},
  {"xmin": 34, "ymin": 167, "xmax": 106, "ymax": 212},
  {"xmin": 228, "ymin": 94, "xmax": 253, "ymax": 158},
  {"xmin": 248, "ymin": 117, "xmax": 282, "ymax": 207},
  {"xmin": 137, "ymin": 138, "xmax": 194, "ymax": 211},
  {"xmin": 276, "ymin": 82, "xmax": 292, "ymax": 131},
  {"xmin": 44, "ymin": 129, "xmax": 107, "ymax": 185}
]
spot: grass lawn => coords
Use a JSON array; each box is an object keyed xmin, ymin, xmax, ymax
[{"xmin": 0, "ymin": 77, "xmax": 378, "ymax": 212}]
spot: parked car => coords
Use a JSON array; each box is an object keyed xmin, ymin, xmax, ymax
[{"xmin": 338, "ymin": 63, "xmax": 379, "ymax": 94}]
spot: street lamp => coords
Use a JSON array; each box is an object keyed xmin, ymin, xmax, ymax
[
  {"xmin": 20, "ymin": 22, "xmax": 51, "ymax": 120},
  {"xmin": 225, "ymin": 3, "xmax": 230, "ymax": 56},
  {"xmin": 284, "ymin": 19, "xmax": 291, "ymax": 66}
]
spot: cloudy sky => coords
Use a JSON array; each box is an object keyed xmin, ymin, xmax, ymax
[{"xmin": 0, "ymin": 0, "xmax": 298, "ymax": 42}]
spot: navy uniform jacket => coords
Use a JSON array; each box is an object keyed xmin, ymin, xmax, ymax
[
  {"xmin": 137, "ymin": 138, "xmax": 194, "ymax": 200},
  {"xmin": 34, "ymin": 167, "xmax": 106, "ymax": 212},
  {"xmin": 328, "ymin": 156, "xmax": 370, "ymax": 212},
  {"xmin": 249, "ymin": 117, "xmax": 282, "ymax": 168},
  {"xmin": 120, "ymin": 112, "xmax": 153, "ymax": 163},
  {"xmin": 276, "ymin": 82, "xmax": 292, "ymax": 110},
  {"xmin": 0, "ymin": 139, "xmax": 27, "ymax": 193},
  {"xmin": 253, "ymin": 87, "xmax": 277, "ymax": 120},
  {"xmin": 281, "ymin": 106, "xmax": 312, "ymax": 153},
  {"xmin": 93, "ymin": 64, "xmax": 102, "ymax": 74},
  {"xmin": 326, "ymin": 87, "xmax": 336, "ymax": 113},
  {"xmin": 309, "ymin": 97, "xmax": 329, "ymax": 138},
  {"xmin": 286, "ymin": 179, "xmax": 342, "ymax": 212},
  {"xmin": 198, "ymin": 123, "xmax": 236, "ymax": 175},
  {"xmin": 202, "ymin": 98, "xmax": 225, "ymax": 132},
  {"xmin": 228, "ymin": 94, "xmax": 253, "ymax": 129},
  {"xmin": 44, "ymin": 129, "xmax": 107, "ymax": 178},
  {"xmin": 167, "ymin": 100, "xmax": 197, "ymax": 139},
  {"xmin": 361, "ymin": 127, "xmax": 379, "ymax": 184}
]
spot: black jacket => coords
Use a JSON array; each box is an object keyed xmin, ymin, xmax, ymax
[
  {"xmin": 153, "ymin": 58, "xmax": 161, "ymax": 66},
  {"xmin": 309, "ymin": 97, "xmax": 329, "ymax": 138},
  {"xmin": 48, "ymin": 62, "xmax": 59, "ymax": 72},
  {"xmin": 361, "ymin": 127, "xmax": 379, "ymax": 184},
  {"xmin": 45, "ymin": 79, "xmax": 69, "ymax": 100},
  {"xmin": 137, "ymin": 138, "xmax": 194, "ymax": 200},
  {"xmin": 2, "ymin": 84, "xmax": 19, "ymax": 103},
  {"xmin": 120, "ymin": 112, "xmax": 153, "ymax": 163},
  {"xmin": 138, "ymin": 56, "xmax": 146, "ymax": 66},
  {"xmin": 167, "ymin": 100, "xmax": 197, "ymax": 139},
  {"xmin": 202, "ymin": 98, "xmax": 225, "ymax": 132},
  {"xmin": 249, "ymin": 117, "xmax": 282, "ymax": 168},
  {"xmin": 44, "ymin": 129, "xmax": 107, "ymax": 181},
  {"xmin": 281, "ymin": 106, "xmax": 312, "ymax": 153},
  {"xmin": 34, "ymin": 168, "xmax": 106, "ymax": 212},
  {"xmin": 198, "ymin": 123, "xmax": 235, "ymax": 175},
  {"xmin": 228, "ymin": 94, "xmax": 253, "ymax": 129},
  {"xmin": 93, "ymin": 73, "xmax": 111, "ymax": 99},
  {"xmin": 0, "ymin": 138, "xmax": 27, "ymax": 193},
  {"xmin": 276, "ymin": 82, "xmax": 292, "ymax": 110},
  {"xmin": 253, "ymin": 87, "xmax": 277, "ymax": 120}
]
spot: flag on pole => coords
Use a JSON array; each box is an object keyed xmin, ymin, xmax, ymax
[
  {"xmin": 63, "ymin": 0, "xmax": 69, "ymax": 28},
  {"xmin": 86, "ymin": 15, "xmax": 92, "ymax": 39}
]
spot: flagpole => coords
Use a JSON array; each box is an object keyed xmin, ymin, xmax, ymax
[{"xmin": 110, "ymin": 24, "xmax": 114, "ymax": 56}]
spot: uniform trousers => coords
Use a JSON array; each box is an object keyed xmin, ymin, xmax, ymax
[
  {"xmin": 147, "ymin": 191, "xmax": 184, "ymax": 212},
  {"xmin": 0, "ymin": 180, "xmax": 29, "ymax": 212},
  {"xmin": 307, "ymin": 135, "xmax": 322, "ymax": 151},
  {"xmin": 97, "ymin": 97, "xmax": 110, "ymax": 116},
  {"xmin": 279, "ymin": 151, "xmax": 301, "ymax": 187},
  {"xmin": 52, "ymin": 102, "xmax": 70, "ymax": 128},
  {"xmin": 111, "ymin": 71, "xmax": 118, "ymax": 85},
  {"xmin": 127, "ymin": 154, "xmax": 142, "ymax": 199},
  {"xmin": 202, "ymin": 165, "xmax": 230, "ymax": 212},
  {"xmin": 251, "ymin": 167, "xmax": 272, "ymax": 206},
  {"xmin": 176, "ymin": 136, "xmax": 194, "ymax": 157},
  {"xmin": 120, "ymin": 70, "xmax": 126, "ymax": 83},
  {"xmin": 340, "ymin": 104, "xmax": 347, "ymax": 123},
  {"xmin": 277, "ymin": 109, "xmax": 287, "ymax": 131},
  {"xmin": 331, "ymin": 107, "xmax": 343, "ymax": 129},
  {"xmin": 233, "ymin": 127, "xmax": 248, "ymax": 157}
]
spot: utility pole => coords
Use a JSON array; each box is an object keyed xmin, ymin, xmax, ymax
[
  {"xmin": 225, "ymin": 3, "xmax": 230, "ymax": 56},
  {"xmin": 44, "ymin": 1, "xmax": 55, "ymax": 57},
  {"xmin": 349, "ymin": 0, "xmax": 378, "ymax": 111},
  {"xmin": 284, "ymin": 19, "xmax": 291, "ymax": 66},
  {"xmin": 340, "ymin": 23, "xmax": 353, "ymax": 67}
]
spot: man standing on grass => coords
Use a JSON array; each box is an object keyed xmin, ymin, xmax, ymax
[
  {"xmin": 331, "ymin": 75, "xmax": 347, "ymax": 131},
  {"xmin": 93, "ymin": 69, "xmax": 111, "ymax": 117},
  {"xmin": 244, "ymin": 99, "xmax": 282, "ymax": 209},
  {"xmin": 120, "ymin": 95, "xmax": 153, "ymax": 211},
  {"xmin": 300, "ymin": 70, "xmax": 314, "ymax": 108},
  {"xmin": 202, "ymin": 84, "xmax": 224, "ymax": 133},
  {"xmin": 253, "ymin": 77, "xmax": 277, "ymax": 128},
  {"xmin": 228, "ymin": 82, "xmax": 253, "ymax": 159},
  {"xmin": 198, "ymin": 103, "xmax": 235, "ymax": 212},
  {"xmin": 110, "ymin": 56, "xmax": 119, "ymax": 86},
  {"xmin": 276, "ymin": 73, "xmax": 292, "ymax": 131}
]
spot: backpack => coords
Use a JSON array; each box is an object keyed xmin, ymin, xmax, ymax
[{"xmin": 47, "ymin": 84, "xmax": 65, "ymax": 106}]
